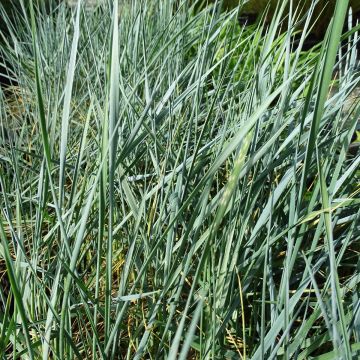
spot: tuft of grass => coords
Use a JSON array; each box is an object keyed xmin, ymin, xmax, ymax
[{"xmin": 0, "ymin": 0, "xmax": 359, "ymax": 359}]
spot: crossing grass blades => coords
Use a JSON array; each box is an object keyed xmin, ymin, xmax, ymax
[{"xmin": 0, "ymin": 0, "xmax": 359, "ymax": 358}]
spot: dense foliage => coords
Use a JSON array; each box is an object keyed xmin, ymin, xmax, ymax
[{"xmin": 0, "ymin": 0, "xmax": 359, "ymax": 359}]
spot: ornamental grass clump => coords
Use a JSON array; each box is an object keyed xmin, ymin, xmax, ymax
[{"xmin": 0, "ymin": 0, "xmax": 359, "ymax": 359}]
